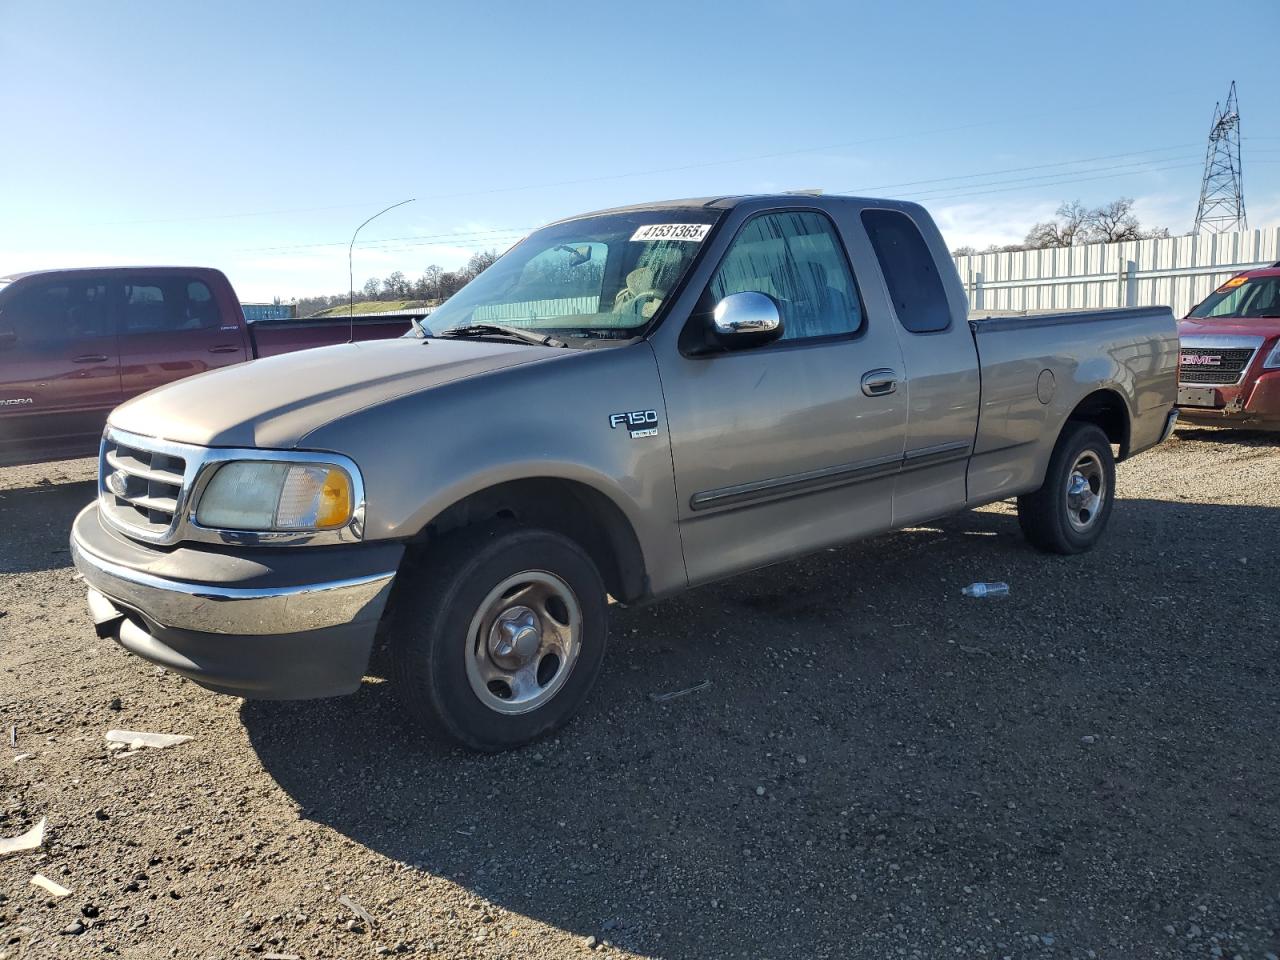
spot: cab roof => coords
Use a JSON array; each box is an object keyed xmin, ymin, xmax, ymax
[
  {"xmin": 0, "ymin": 266, "xmax": 223, "ymax": 283},
  {"xmin": 549, "ymin": 192, "xmax": 916, "ymax": 226}
]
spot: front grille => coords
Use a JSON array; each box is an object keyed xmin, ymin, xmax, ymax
[
  {"xmin": 99, "ymin": 433, "xmax": 189, "ymax": 540},
  {"xmin": 1179, "ymin": 347, "xmax": 1255, "ymax": 385}
]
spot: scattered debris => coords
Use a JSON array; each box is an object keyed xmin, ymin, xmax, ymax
[
  {"xmin": 648, "ymin": 679, "xmax": 711, "ymax": 703},
  {"xmin": 1081, "ymin": 735, "xmax": 1097, "ymax": 745},
  {"xmin": 960, "ymin": 581, "xmax": 1009, "ymax": 598},
  {"xmin": 104, "ymin": 729, "xmax": 193, "ymax": 750},
  {"xmin": 12, "ymin": 753, "xmax": 30, "ymax": 763},
  {"xmin": 31, "ymin": 873, "xmax": 72, "ymax": 898},
  {"xmin": 8, "ymin": 725, "xmax": 14, "ymax": 748},
  {"xmin": 339, "ymin": 894, "xmax": 377, "ymax": 928},
  {"xmin": 0, "ymin": 818, "xmax": 46, "ymax": 857},
  {"xmin": 108, "ymin": 697, "xmax": 122, "ymax": 711},
  {"xmin": 59, "ymin": 919, "xmax": 86, "ymax": 936},
  {"xmin": 263, "ymin": 954, "xmax": 301, "ymax": 960},
  {"xmin": 957, "ymin": 644, "xmax": 992, "ymax": 657}
]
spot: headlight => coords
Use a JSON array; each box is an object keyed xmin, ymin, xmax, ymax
[
  {"xmin": 196, "ymin": 461, "xmax": 355, "ymax": 532},
  {"xmin": 1264, "ymin": 340, "xmax": 1280, "ymax": 369}
]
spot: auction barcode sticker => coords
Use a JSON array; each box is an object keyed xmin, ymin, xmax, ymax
[{"xmin": 630, "ymin": 223, "xmax": 711, "ymax": 243}]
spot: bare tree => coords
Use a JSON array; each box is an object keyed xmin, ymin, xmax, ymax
[
  {"xmin": 463, "ymin": 250, "xmax": 499, "ymax": 280},
  {"xmin": 1024, "ymin": 201, "xmax": 1089, "ymax": 248},
  {"xmin": 383, "ymin": 271, "xmax": 409, "ymax": 298},
  {"xmin": 1082, "ymin": 198, "xmax": 1170, "ymax": 243},
  {"xmin": 1020, "ymin": 198, "xmax": 1169, "ymax": 249},
  {"xmin": 418, "ymin": 264, "xmax": 444, "ymax": 300}
]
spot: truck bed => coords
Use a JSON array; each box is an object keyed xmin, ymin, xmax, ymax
[
  {"xmin": 966, "ymin": 306, "xmax": 1178, "ymax": 502},
  {"xmin": 248, "ymin": 315, "xmax": 415, "ymax": 358}
]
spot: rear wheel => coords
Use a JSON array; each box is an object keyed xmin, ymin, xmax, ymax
[
  {"xmin": 390, "ymin": 524, "xmax": 608, "ymax": 751},
  {"xmin": 1017, "ymin": 422, "xmax": 1116, "ymax": 554}
]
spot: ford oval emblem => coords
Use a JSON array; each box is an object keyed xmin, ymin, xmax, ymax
[{"xmin": 106, "ymin": 469, "xmax": 129, "ymax": 498}]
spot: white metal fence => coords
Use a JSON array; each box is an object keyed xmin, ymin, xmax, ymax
[{"xmin": 952, "ymin": 227, "xmax": 1280, "ymax": 318}]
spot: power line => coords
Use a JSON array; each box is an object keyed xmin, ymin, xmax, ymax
[
  {"xmin": 244, "ymin": 148, "xmax": 1205, "ymax": 257},
  {"xmin": 244, "ymin": 226, "xmax": 533, "ymax": 254},
  {"xmin": 67, "ymin": 87, "xmax": 1210, "ymax": 231},
  {"xmin": 841, "ymin": 143, "xmax": 1196, "ymax": 194},
  {"xmin": 893, "ymin": 156, "xmax": 1201, "ymax": 202},
  {"xmin": 899, "ymin": 161, "xmax": 1201, "ymax": 203}
]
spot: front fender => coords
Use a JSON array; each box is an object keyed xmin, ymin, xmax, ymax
[{"xmin": 300, "ymin": 343, "xmax": 687, "ymax": 597}]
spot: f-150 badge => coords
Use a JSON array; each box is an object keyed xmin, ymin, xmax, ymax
[{"xmin": 609, "ymin": 409, "xmax": 659, "ymax": 438}]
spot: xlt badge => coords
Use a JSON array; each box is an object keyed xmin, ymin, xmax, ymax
[{"xmin": 609, "ymin": 409, "xmax": 659, "ymax": 438}]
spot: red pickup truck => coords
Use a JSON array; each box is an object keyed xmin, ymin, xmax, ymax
[
  {"xmin": 1177, "ymin": 264, "xmax": 1280, "ymax": 431},
  {"xmin": 0, "ymin": 267, "xmax": 413, "ymax": 466}
]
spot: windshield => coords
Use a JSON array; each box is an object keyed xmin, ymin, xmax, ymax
[
  {"xmin": 421, "ymin": 210, "xmax": 721, "ymax": 339},
  {"xmin": 1188, "ymin": 274, "xmax": 1280, "ymax": 319}
]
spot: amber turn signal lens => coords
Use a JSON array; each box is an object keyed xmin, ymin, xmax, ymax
[{"xmin": 315, "ymin": 467, "xmax": 353, "ymax": 529}]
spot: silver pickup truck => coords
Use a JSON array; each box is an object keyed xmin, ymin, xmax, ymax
[{"xmin": 71, "ymin": 194, "xmax": 1179, "ymax": 750}]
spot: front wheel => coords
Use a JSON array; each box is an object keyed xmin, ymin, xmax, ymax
[
  {"xmin": 390, "ymin": 524, "xmax": 608, "ymax": 751},
  {"xmin": 1017, "ymin": 422, "xmax": 1116, "ymax": 554}
]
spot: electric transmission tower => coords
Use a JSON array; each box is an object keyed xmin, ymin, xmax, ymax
[{"xmin": 1194, "ymin": 81, "xmax": 1247, "ymax": 234}]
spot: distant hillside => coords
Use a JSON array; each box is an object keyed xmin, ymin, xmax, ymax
[
  {"xmin": 309, "ymin": 299, "xmax": 433, "ymax": 318},
  {"xmin": 297, "ymin": 250, "xmax": 499, "ymax": 318}
]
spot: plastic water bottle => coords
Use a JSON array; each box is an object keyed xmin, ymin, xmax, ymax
[{"xmin": 961, "ymin": 582, "xmax": 1009, "ymax": 598}]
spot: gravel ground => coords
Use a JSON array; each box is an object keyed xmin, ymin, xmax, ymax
[{"xmin": 2, "ymin": 426, "xmax": 1278, "ymax": 960}]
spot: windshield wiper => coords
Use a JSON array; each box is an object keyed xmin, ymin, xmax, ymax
[{"xmin": 437, "ymin": 323, "xmax": 567, "ymax": 348}]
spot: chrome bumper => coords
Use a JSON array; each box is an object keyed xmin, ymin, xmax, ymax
[{"xmin": 71, "ymin": 519, "xmax": 396, "ymax": 637}]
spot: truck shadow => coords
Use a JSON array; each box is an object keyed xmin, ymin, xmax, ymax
[
  {"xmin": 241, "ymin": 495, "xmax": 1280, "ymax": 956},
  {"xmin": 1171, "ymin": 424, "xmax": 1280, "ymax": 446},
  {"xmin": 0, "ymin": 477, "xmax": 97, "ymax": 573}
]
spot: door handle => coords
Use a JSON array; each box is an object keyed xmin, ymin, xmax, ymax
[
  {"xmin": 208, "ymin": 345, "xmax": 241, "ymax": 354},
  {"xmin": 861, "ymin": 368, "xmax": 899, "ymax": 397},
  {"xmin": 72, "ymin": 354, "xmax": 110, "ymax": 364}
]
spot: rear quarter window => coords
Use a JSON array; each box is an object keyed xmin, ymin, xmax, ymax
[
  {"xmin": 861, "ymin": 209, "xmax": 951, "ymax": 334},
  {"xmin": 122, "ymin": 276, "xmax": 220, "ymax": 332}
]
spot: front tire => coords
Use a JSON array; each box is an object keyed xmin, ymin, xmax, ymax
[
  {"xmin": 390, "ymin": 524, "xmax": 608, "ymax": 751},
  {"xmin": 1017, "ymin": 422, "xmax": 1116, "ymax": 555}
]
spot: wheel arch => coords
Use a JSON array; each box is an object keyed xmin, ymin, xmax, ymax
[
  {"xmin": 1064, "ymin": 387, "xmax": 1132, "ymax": 459},
  {"xmin": 404, "ymin": 476, "xmax": 649, "ymax": 604}
]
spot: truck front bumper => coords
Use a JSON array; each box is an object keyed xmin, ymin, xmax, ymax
[{"xmin": 71, "ymin": 503, "xmax": 403, "ymax": 699}]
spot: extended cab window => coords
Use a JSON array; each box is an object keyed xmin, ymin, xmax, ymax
[
  {"xmin": 862, "ymin": 209, "xmax": 951, "ymax": 334},
  {"xmin": 709, "ymin": 211, "xmax": 862, "ymax": 341},
  {"xmin": 2, "ymin": 278, "xmax": 111, "ymax": 344},
  {"xmin": 121, "ymin": 277, "xmax": 220, "ymax": 333}
]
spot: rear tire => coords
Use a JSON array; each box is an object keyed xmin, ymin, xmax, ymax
[
  {"xmin": 390, "ymin": 523, "xmax": 608, "ymax": 752},
  {"xmin": 1017, "ymin": 422, "xmax": 1116, "ymax": 555}
]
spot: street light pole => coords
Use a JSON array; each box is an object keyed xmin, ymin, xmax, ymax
[{"xmin": 348, "ymin": 198, "xmax": 415, "ymax": 342}]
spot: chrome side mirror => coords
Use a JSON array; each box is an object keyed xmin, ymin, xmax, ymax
[{"xmin": 711, "ymin": 291, "xmax": 783, "ymax": 347}]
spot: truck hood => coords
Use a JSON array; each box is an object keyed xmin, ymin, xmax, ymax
[
  {"xmin": 1179, "ymin": 316, "xmax": 1280, "ymax": 340},
  {"xmin": 109, "ymin": 337, "xmax": 558, "ymax": 449}
]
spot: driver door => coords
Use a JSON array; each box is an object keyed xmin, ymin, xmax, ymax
[{"xmin": 654, "ymin": 208, "xmax": 908, "ymax": 584}]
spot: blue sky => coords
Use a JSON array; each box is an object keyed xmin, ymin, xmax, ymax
[{"xmin": 2, "ymin": 0, "xmax": 1277, "ymax": 302}]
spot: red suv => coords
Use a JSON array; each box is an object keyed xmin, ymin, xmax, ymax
[{"xmin": 1177, "ymin": 264, "xmax": 1280, "ymax": 431}]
